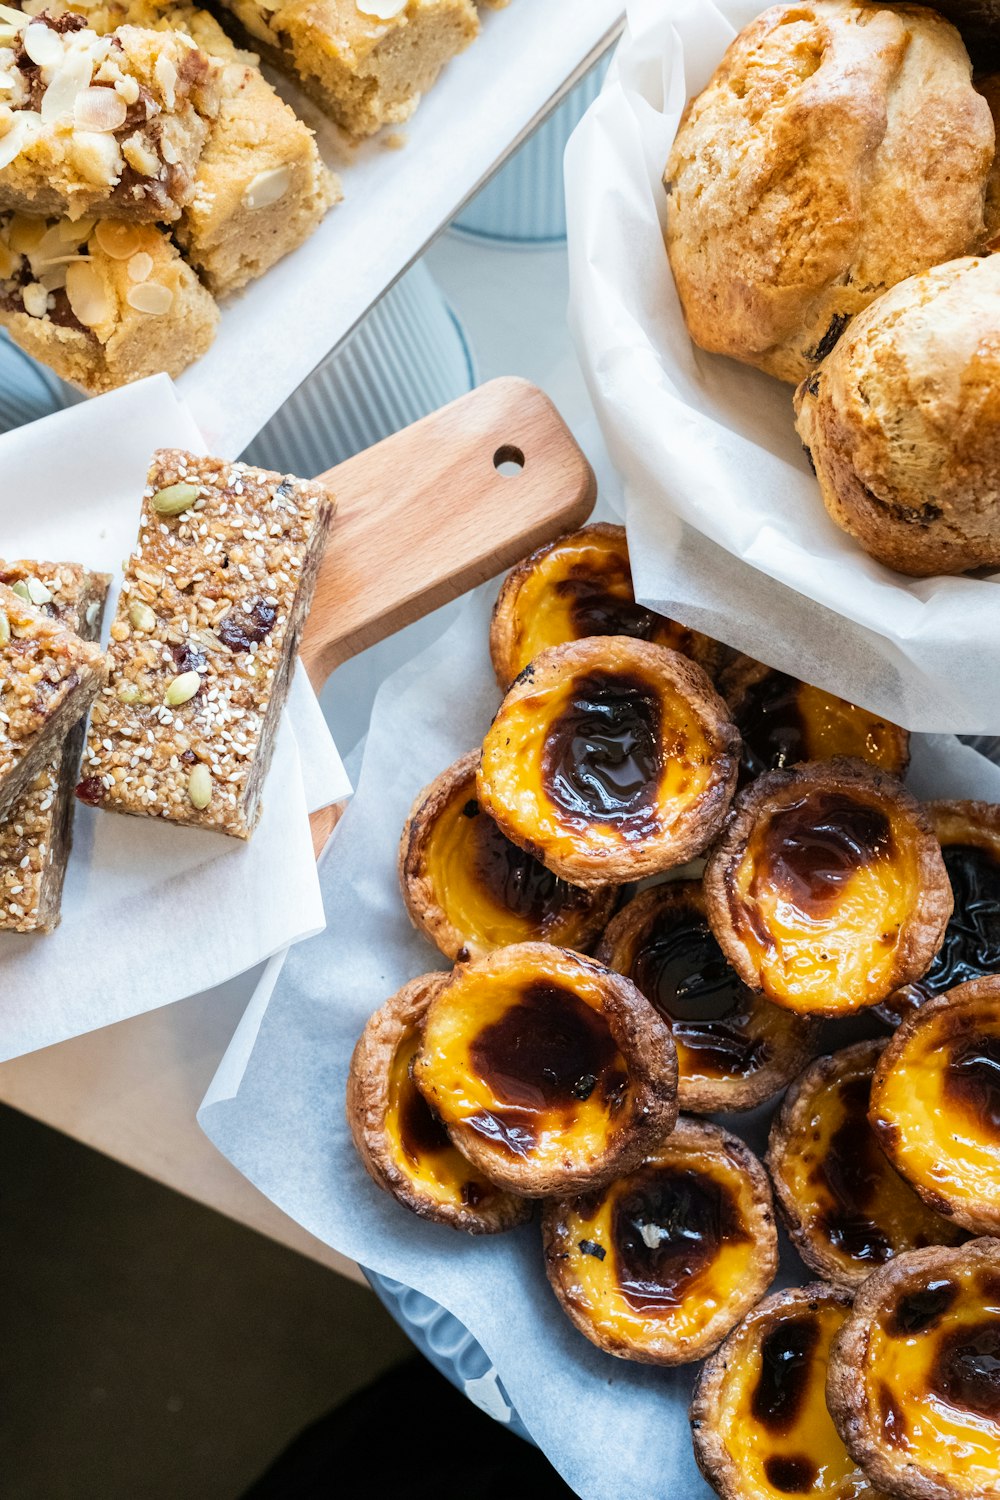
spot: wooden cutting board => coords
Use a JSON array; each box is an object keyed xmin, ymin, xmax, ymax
[{"xmin": 299, "ymin": 377, "xmax": 598, "ymax": 853}]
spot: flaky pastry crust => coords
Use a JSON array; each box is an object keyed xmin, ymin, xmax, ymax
[
  {"xmin": 703, "ymin": 758, "xmax": 952, "ymax": 1016},
  {"xmin": 346, "ymin": 972, "xmax": 531, "ymax": 1234},
  {"xmin": 477, "ymin": 637, "xmax": 740, "ymax": 888},
  {"xmin": 542, "ymin": 1117, "xmax": 778, "ymax": 1366}
]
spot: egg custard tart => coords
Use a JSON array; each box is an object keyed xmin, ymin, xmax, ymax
[
  {"xmin": 768, "ymin": 1041, "xmax": 964, "ymax": 1290},
  {"xmin": 703, "ymin": 760, "xmax": 952, "ymax": 1017},
  {"xmin": 398, "ymin": 751, "xmax": 616, "ymax": 962},
  {"xmin": 870, "ymin": 978, "xmax": 1000, "ymax": 1235},
  {"xmin": 691, "ymin": 1285, "xmax": 888, "ymax": 1500},
  {"xmin": 477, "ymin": 638, "xmax": 740, "ymax": 888},
  {"xmin": 596, "ymin": 880, "xmax": 817, "ymax": 1112},
  {"xmin": 827, "ymin": 1238, "xmax": 1000, "ymax": 1500},
  {"xmin": 878, "ymin": 802, "xmax": 1000, "ymax": 1027},
  {"xmin": 413, "ymin": 942, "xmax": 677, "ymax": 1197},
  {"xmin": 541, "ymin": 1118, "xmax": 777, "ymax": 1365},
  {"xmin": 721, "ymin": 656, "xmax": 910, "ymax": 787},
  {"xmin": 489, "ymin": 523, "xmax": 723, "ymax": 689},
  {"xmin": 346, "ymin": 973, "xmax": 532, "ymax": 1234}
]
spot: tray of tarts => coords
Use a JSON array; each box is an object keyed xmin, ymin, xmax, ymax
[{"xmin": 334, "ymin": 428, "xmax": 1000, "ymax": 1493}]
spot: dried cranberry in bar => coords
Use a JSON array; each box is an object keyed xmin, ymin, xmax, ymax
[
  {"xmin": 0, "ymin": 560, "xmax": 110, "ymax": 933},
  {"xmin": 0, "ymin": 578, "xmax": 108, "ymax": 824},
  {"xmin": 80, "ymin": 449, "xmax": 334, "ymax": 839}
]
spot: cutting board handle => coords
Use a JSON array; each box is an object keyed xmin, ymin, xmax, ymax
[{"xmin": 299, "ymin": 376, "xmax": 597, "ymax": 688}]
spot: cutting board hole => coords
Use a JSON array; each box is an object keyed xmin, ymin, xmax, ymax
[{"xmin": 493, "ymin": 445, "xmax": 525, "ymax": 477}]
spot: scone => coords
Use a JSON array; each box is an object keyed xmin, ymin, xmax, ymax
[
  {"xmin": 795, "ymin": 255, "xmax": 1000, "ymax": 576},
  {"xmin": 664, "ymin": 0, "xmax": 994, "ymax": 384}
]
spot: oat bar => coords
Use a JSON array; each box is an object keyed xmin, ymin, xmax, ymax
[
  {"xmin": 218, "ymin": 0, "xmax": 479, "ymax": 139},
  {"xmin": 0, "ymin": 209, "xmax": 219, "ymax": 391},
  {"xmin": 0, "ymin": 560, "xmax": 109, "ymax": 932},
  {"xmin": 0, "ymin": 578, "xmax": 107, "ymax": 823},
  {"xmin": 80, "ymin": 450, "xmax": 334, "ymax": 839}
]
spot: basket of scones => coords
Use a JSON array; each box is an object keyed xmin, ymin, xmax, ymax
[
  {"xmin": 566, "ymin": 0, "xmax": 1000, "ymax": 732},
  {"xmin": 345, "ymin": 523, "xmax": 1000, "ymax": 1499}
]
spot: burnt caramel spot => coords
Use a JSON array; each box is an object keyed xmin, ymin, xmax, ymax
[
  {"xmin": 944, "ymin": 1034, "xmax": 1000, "ymax": 1142},
  {"xmin": 750, "ymin": 1315, "xmax": 820, "ymax": 1434},
  {"xmin": 463, "ymin": 800, "xmax": 588, "ymax": 924},
  {"xmin": 610, "ymin": 1165, "xmax": 747, "ymax": 1313},
  {"xmin": 763, "ymin": 1456, "xmax": 819, "ymax": 1493},
  {"xmin": 553, "ymin": 563, "xmax": 663, "ymax": 644},
  {"xmin": 811, "ymin": 1074, "xmax": 893, "ymax": 1266},
  {"xmin": 733, "ymin": 671, "xmax": 809, "ymax": 784},
  {"xmin": 628, "ymin": 905, "xmax": 767, "ymax": 1077},
  {"xmin": 467, "ymin": 981, "xmax": 627, "ymax": 1158},
  {"xmin": 752, "ymin": 792, "xmax": 893, "ymax": 917},
  {"xmin": 398, "ymin": 1056, "xmax": 453, "ymax": 1164},
  {"xmin": 888, "ymin": 1279, "xmax": 958, "ymax": 1337},
  {"xmin": 906, "ymin": 844, "xmax": 1000, "ymax": 1004},
  {"xmin": 930, "ymin": 1318, "xmax": 1000, "ymax": 1419},
  {"xmin": 541, "ymin": 671, "xmax": 663, "ymax": 836},
  {"xmin": 879, "ymin": 1381, "xmax": 910, "ymax": 1449}
]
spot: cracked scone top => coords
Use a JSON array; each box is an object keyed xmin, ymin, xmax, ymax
[
  {"xmin": 664, "ymin": 0, "xmax": 994, "ymax": 384},
  {"xmin": 795, "ymin": 255, "xmax": 1000, "ymax": 576}
]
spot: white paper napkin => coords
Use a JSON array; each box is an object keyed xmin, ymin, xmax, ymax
[
  {"xmin": 198, "ymin": 572, "xmax": 1000, "ymax": 1500},
  {"xmin": 565, "ymin": 0, "xmax": 1000, "ymax": 734},
  {"xmin": 0, "ymin": 374, "xmax": 350, "ymax": 1062}
]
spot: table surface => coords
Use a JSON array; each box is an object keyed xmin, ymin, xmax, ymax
[{"xmin": 0, "ymin": 233, "xmax": 624, "ymax": 1285}]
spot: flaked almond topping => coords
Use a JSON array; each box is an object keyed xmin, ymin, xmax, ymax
[
  {"xmin": 242, "ymin": 165, "xmax": 291, "ymax": 210},
  {"xmin": 0, "ymin": 113, "xmax": 40, "ymax": 170},
  {"xmin": 65, "ymin": 258, "xmax": 109, "ymax": 328},
  {"xmin": 74, "ymin": 85, "xmax": 127, "ymax": 133},
  {"xmin": 0, "ymin": 609, "xmax": 9, "ymax": 647},
  {"xmin": 356, "ymin": 0, "xmax": 408, "ymax": 18},
  {"xmin": 40, "ymin": 50, "xmax": 93, "ymax": 122},
  {"xmin": 58, "ymin": 214, "xmax": 95, "ymax": 244},
  {"xmin": 39, "ymin": 263, "xmax": 69, "ymax": 292},
  {"xmin": 22, "ymin": 20, "xmax": 64, "ymax": 68},
  {"xmin": 114, "ymin": 74, "xmax": 139, "ymax": 105},
  {"xmin": 7, "ymin": 213, "xmax": 45, "ymax": 254},
  {"xmin": 127, "ymin": 250, "xmax": 152, "ymax": 283},
  {"xmin": 0, "ymin": 5, "xmax": 28, "ymax": 34},
  {"xmin": 91, "ymin": 218, "xmax": 142, "ymax": 259},
  {"xmin": 153, "ymin": 53, "xmax": 176, "ymax": 109},
  {"xmin": 20, "ymin": 280, "xmax": 47, "ymax": 318},
  {"xmin": 121, "ymin": 132, "xmax": 158, "ymax": 177},
  {"xmin": 126, "ymin": 280, "xmax": 172, "ymax": 315}
]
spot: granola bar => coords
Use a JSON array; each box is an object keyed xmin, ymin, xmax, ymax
[
  {"xmin": 0, "ymin": 560, "xmax": 109, "ymax": 933},
  {"xmin": 0, "ymin": 209, "xmax": 219, "ymax": 391},
  {"xmin": 0, "ymin": 577, "xmax": 108, "ymax": 823},
  {"xmin": 218, "ymin": 0, "xmax": 479, "ymax": 139},
  {"xmin": 0, "ymin": 10, "xmax": 223, "ymax": 222},
  {"xmin": 80, "ymin": 449, "xmax": 334, "ymax": 839}
]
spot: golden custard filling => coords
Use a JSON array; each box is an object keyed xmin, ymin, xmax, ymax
[
  {"xmin": 871, "ymin": 1008, "xmax": 1000, "ymax": 1213},
  {"xmin": 384, "ymin": 1024, "xmax": 502, "ymax": 1213},
  {"xmin": 862, "ymin": 1266, "xmax": 1000, "ymax": 1484},
  {"xmin": 727, "ymin": 789, "xmax": 925, "ymax": 1013},
  {"xmin": 776, "ymin": 1050, "xmax": 960, "ymax": 1279},
  {"xmin": 480, "ymin": 666, "xmax": 717, "ymax": 863},
  {"xmin": 415, "ymin": 955, "xmax": 632, "ymax": 1170},
  {"xmin": 418, "ymin": 775, "xmax": 599, "ymax": 953},
  {"xmin": 606, "ymin": 885, "xmax": 806, "ymax": 1091},
  {"xmin": 502, "ymin": 529, "xmax": 711, "ymax": 682},
  {"xmin": 549, "ymin": 1137, "xmax": 761, "ymax": 1352},
  {"xmin": 734, "ymin": 670, "xmax": 908, "ymax": 782},
  {"xmin": 718, "ymin": 1300, "xmax": 881, "ymax": 1500}
]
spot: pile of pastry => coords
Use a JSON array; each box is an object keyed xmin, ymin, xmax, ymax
[
  {"xmin": 664, "ymin": 0, "xmax": 1000, "ymax": 579},
  {"xmin": 0, "ymin": 0, "xmax": 499, "ymax": 394},
  {"xmin": 347, "ymin": 524, "xmax": 1000, "ymax": 1500},
  {"xmin": 0, "ymin": 446, "xmax": 331, "ymax": 932}
]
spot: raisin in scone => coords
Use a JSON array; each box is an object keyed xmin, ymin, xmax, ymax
[
  {"xmin": 664, "ymin": 0, "xmax": 994, "ymax": 384},
  {"xmin": 794, "ymin": 254, "xmax": 1000, "ymax": 577}
]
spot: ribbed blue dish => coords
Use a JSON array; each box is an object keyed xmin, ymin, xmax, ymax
[
  {"xmin": 451, "ymin": 53, "xmax": 612, "ymax": 247},
  {"xmin": 0, "ymin": 330, "xmax": 70, "ymax": 434},
  {"xmin": 364, "ymin": 1269, "xmax": 533, "ymax": 1442},
  {"xmin": 241, "ymin": 260, "xmax": 476, "ymax": 475}
]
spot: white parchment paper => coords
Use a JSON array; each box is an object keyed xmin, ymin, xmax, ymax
[
  {"xmin": 0, "ymin": 375, "xmax": 350, "ymax": 1062},
  {"xmin": 565, "ymin": 0, "xmax": 1000, "ymax": 735},
  {"xmin": 199, "ymin": 574, "xmax": 1000, "ymax": 1500}
]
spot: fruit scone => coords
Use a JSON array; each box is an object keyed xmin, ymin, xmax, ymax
[
  {"xmin": 0, "ymin": 210, "xmax": 218, "ymax": 391},
  {"xmin": 0, "ymin": 9, "xmax": 224, "ymax": 221},
  {"xmin": 217, "ymin": 0, "xmax": 479, "ymax": 139},
  {"xmin": 14, "ymin": 0, "xmax": 340, "ymax": 295}
]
